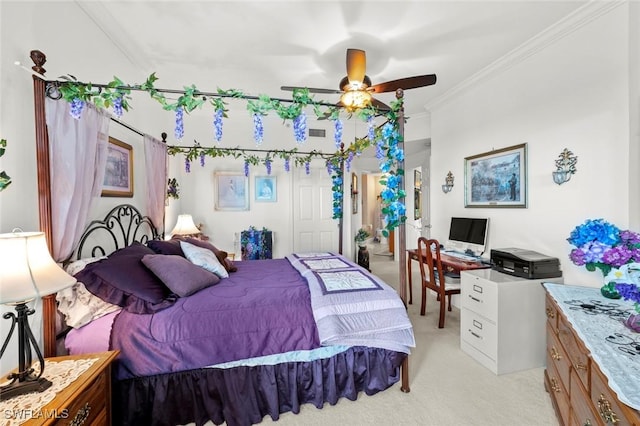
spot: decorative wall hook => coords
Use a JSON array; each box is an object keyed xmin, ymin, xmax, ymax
[
  {"xmin": 552, "ymin": 148, "xmax": 578, "ymax": 185},
  {"xmin": 442, "ymin": 171, "xmax": 454, "ymax": 193}
]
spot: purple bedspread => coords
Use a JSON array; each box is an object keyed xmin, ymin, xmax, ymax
[{"xmin": 110, "ymin": 258, "xmax": 320, "ymax": 380}]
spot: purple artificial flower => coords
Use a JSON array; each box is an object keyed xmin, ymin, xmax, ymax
[
  {"xmin": 284, "ymin": 158, "xmax": 290, "ymax": 172},
  {"xmin": 70, "ymin": 98, "xmax": 85, "ymax": 120},
  {"xmin": 175, "ymin": 107, "xmax": 185, "ymax": 140},
  {"xmin": 345, "ymin": 151, "xmax": 354, "ymax": 172},
  {"xmin": 185, "ymin": 158, "xmax": 191, "ymax": 173},
  {"xmin": 620, "ymin": 230, "xmax": 640, "ymax": 245},
  {"xmin": 375, "ymin": 141, "xmax": 384, "ymax": 160},
  {"xmin": 367, "ymin": 116, "xmax": 375, "ymax": 142},
  {"xmin": 334, "ymin": 118, "xmax": 343, "ymax": 149},
  {"xmin": 113, "ymin": 96, "xmax": 124, "ymax": 119},
  {"xmin": 265, "ymin": 159, "xmax": 272, "ymax": 175},
  {"xmin": 602, "ymin": 246, "xmax": 634, "ymax": 267},
  {"xmin": 253, "ymin": 113, "xmax": 264, "ymax": 145},
  {"xmin": 293, "ymin": 112, "xmax": 307, "ymax": 143},
  {"xmin": 569, "ymin": 248, "xmax": 587, "ymax": 266},
  {"xmin": 244, "ymin": 160, "xmax": 250, "ymax": 177},
  {"xmin": 305, "ymin": 161, "xmax": 310, "ymax": 175},
  {"xmin": 200, "ymin": 151, "xmax": 206, "ymax": 167},
  {"xmin": 213, "ymin": 109, "xmax": 224, "ymax": 142},
  {"xmin": 614, "ymin": 283, "xmax": 640, "ymax": 306}
]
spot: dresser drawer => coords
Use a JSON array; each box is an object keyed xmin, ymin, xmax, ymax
[
  {"xmin": 53, "ymin": 369, "xmax": 107, "ymax": 426},
  {"xmin": 545, "ymin": 294, "xmax": 559, "ymax": 332},
  {"xmin": 461, "ymin": 309, "xmax": 497, "ymax": 359},
  {"xmin": 461, "ymin": 274, "xmax": 498, "ymax": 321},
  {"xmin": 591, "ymin": 362, "xmax": 640, "ymax": 426},
  {"xmin": 557, "ymin": 315, "xmax": 590, "ymax": 390},
  {"xmin": 547, "ymin": 323, "xmax": 571, "ymax": 389},
  {"xmin": 570, "ymin": 369, "xmax": 600, "ymax": 426},
  {"xmin": 546, "ymin": 354, "xmax": 570, "ymax": 426}
]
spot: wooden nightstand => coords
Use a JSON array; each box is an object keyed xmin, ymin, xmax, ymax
[{"xmin": 20, "ymin": 351, "xmax": 119, "ymax": 425}]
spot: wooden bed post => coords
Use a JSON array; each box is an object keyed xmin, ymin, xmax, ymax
[
  {"xmin": 30, "ymin": 50, "xmax": 57, "ymax": 358},
  {"xmin": 338, "ymin": 142, "xmax": 345, "ymax": 255},
  {"xmin": 396, "ymin": 88, "xmax": 410, "ymax": 393}
]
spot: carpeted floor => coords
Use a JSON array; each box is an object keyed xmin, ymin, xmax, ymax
[{"xmin": 206, "ymin": 244, "xmax": 559, "ymax": 426}]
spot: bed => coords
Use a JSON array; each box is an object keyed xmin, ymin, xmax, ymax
[
  {"xmin": 27, "ymin": 50, "xmax": 415, "ymax": 426},
  {"xmin": 55, "ymin": 204, "xmax": 414, "ymax": 426}
]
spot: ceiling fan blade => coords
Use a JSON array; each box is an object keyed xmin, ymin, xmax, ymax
[
  {"xmin": 369, "ymin": 74, "xmax": 437, "ymax": 93},
  {"xmin": 281, "ymin": 86, "xmax": 342, "ymax": 95},
  {"xmin": 346, "ymin": 48, "xmax": 366, "ymax": 84}
]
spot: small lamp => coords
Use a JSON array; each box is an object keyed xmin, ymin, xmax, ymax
[
  {"xmin": 0, "ymin": 231, "xmax": 76, "ymax": 401},
  {"xmin": 441, "ymin": 171, "xmax": 455, "ymax": 193},
  {"xmin": 552, "ymin": 148, "xmax": 578, "ymax": 185},
  {"xmin": 170, "ymin": 214, "xmax": 201, "ymax": 237}
]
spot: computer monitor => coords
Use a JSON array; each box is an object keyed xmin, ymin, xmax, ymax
[{"xmin": 446, "ymin": 217, "xmax": 489, "ymax": 256}]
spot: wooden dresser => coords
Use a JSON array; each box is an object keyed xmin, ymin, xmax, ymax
[
  {"xmin": 22, "ymin": 351, "xmax": 119, "ymax": 426},
  {"xmin": 544, "ymin": 285, "xmax": 640, "ymax": 425}
]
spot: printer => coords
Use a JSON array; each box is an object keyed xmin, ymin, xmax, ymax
[{"xmin": 490, "ymin": 247, "xmax": 562, "ymax": 279}]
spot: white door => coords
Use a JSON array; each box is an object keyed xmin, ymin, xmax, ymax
[{"xmin": 292, "ymin": 166, "xmax": 339, "ymax": 252}]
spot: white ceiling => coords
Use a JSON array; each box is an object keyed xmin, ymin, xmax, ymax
[{"xmin": 78, "ymin": 0, "xmax": 587, "ymax": 116}]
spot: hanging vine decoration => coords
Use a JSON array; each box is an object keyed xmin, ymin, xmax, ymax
[
  {"xmin": 51, "ymin": 74, "xmax": 407, "ymax": 233},
  {"xmin": 0, "ymin": 138, "xmax": 11, "ymax": 192}
]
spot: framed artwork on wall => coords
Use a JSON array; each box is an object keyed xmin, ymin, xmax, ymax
[
  {"xmin": 255, "ymin": 176, "xmax": 276, "ymax": 202},
  {"xmin": 414, "ymin": 170, "xmax": 422, "ymax": 220},
  {"xmin": 464, "ymin": 143, "xmax": 527, "ymax": 208},
  {"xmin": 215, "ymin": 171, "xmax": 249, "ymax": 210},
  {"xmin": 351, "ymin": 172, "xmax": 358, "ymax": 214},
  {"xmin": 102, "ymin": 137, "xmax": 133, "ymax": 197}
]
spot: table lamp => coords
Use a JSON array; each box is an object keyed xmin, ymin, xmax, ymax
[
  {"xmin": 0, "ymin": 231, "xmax": 76, "ymax": 401},
  {"xmin": 170, "ymin": 214, "xmax": 201, "ymax": 237}
]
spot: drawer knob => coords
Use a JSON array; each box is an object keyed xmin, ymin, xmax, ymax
[
  {"xmin": 583, "ymin": 420, "xmax": 592, "ymax": 426},
  {"xmin": 546, "ymin": 307, "xmax": 555, "ymax": 319},
  {"xmin": 575, "ymin": 362, "xmax": 588, "ymax": 371},
  {"xmin": 70, "ymin": 402, "xmax": 91, "ymax": 426},
  {"xmin": 550, "ymin": 377, "xmax": 561, "ymax": 393},
  {"xmin": 597, "ymin": 394, "xmax": 620, "ymax": 424},
  {"xmin": 550, "ymin": 346, "xmax": 562, "ymax": 361}
]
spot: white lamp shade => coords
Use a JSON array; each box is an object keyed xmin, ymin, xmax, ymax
[
  {"xmin": 171, "ymin": 214, "xmax": 201, "ymax": 236},
  {"xmin": 0, "ymin": 232, "xmax": 76, "ymax": 304}
]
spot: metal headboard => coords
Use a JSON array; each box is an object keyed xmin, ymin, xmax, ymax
[{"xmin": 74, "ymin": 204, "xmax": 161, "ymax": 260}]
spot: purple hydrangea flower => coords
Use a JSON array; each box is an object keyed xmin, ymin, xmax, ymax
[
  {"xmin": 602, "ymin": 246, "xmax": 634, "ymax": 267},
  {"xmin": 175, "ymin": 107, "xmax": 184, "ymax": 140},
  {"xmin": 70, "ymin": 98, "xmax": 85, "ymax": 120},
  {"xmin": 334, "ymin": 118, "xmax": 343, "ymax": 149},
  {"xmin": 569, "ymin": 248, "xmax": 587, "ymax": 266},
  {"xmin": 293, "ymin": 112, "xmax": 307, "ymax": 143},
  {"xmin": 213, "ymin": 109, "xmax": 224, "ymax": 142},
  {"xmin": 582, "ymin": 241, "xmax": 609, "ymax": 263},
  {"xmin": 614, "ymin": 283, "xmax": 640, "ymax": 305},
  {"xmin": 253, "ymin": 114, "xmax": 264, "ymax": 145}
]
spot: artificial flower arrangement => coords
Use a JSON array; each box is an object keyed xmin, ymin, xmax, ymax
[
  {"xmin": 354, "ymin": 228, "xmax": 371, "ymax": 246},
  {"xmin": 567, "ymin": 219, "xmax": 640, "ymax": 322}
]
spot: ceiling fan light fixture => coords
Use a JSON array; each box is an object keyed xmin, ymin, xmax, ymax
[{"xmin": 340, "ymin": 90, "xmax": 372, "ymax": 111}]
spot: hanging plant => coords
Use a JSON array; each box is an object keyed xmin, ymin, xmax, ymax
[
  {"xmin": 0, "ymin": 139, "xmax": 11, "ymax": 192},
  {"xmin": 167, "ymin": 178, "xmax": 180, "ymax": 199}
]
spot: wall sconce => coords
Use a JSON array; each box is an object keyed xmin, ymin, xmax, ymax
[
  {"xmin": 552, "ymin": 148, "xmax": 578, "ymax": 185},
  {"xmin": 441, "ymin": 171, "xmax": 454, "ymax": 193}
]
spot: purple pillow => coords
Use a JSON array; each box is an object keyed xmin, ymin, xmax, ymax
[
  {"xmin": 147, "ymin": 239, "xmax": 184, "ymax": 257},
  {"xmin": 142, "ymin": 254, "xmax": 220, "ymax": 297},
  {"xmin": 74, "ymin": 244, "xmax": 176, "ymax": 314}
]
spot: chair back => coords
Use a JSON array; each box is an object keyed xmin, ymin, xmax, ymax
[{"xmin": 416, "ymin": 237, "xmax": 446, "ymax": 291}]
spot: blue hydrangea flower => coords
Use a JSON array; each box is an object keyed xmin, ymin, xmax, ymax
[
  {"xmin": 253, "ymin": 114, "xmax": 264, "ymax": 145},
  {"xmin": 70, "ymin": 98, "xmax": 85, "ymax": 120},
  {"xmin": 567, "ymin": 219, "xmax": 620, "ymax": 247},
  {"xmin": 175, "ymin": 107, "xmax": 185, "ymax": 140}
]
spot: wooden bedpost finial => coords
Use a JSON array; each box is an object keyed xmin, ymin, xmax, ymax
[
  {"xmin": 30, "ymin": 50, "xmax": 46, "ymax": 75},
  {"xmin": 161, "ymin": 132, "xmax": 167, "ymax": 143}
]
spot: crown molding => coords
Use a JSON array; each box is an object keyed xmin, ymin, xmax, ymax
[{"xmin": 424, "ymin": 0, "xmax": 626, "ymax": 111}]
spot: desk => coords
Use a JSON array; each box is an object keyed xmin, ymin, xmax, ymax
[{"xmin": 406, "ymin": 248, "xmax": 490, "ymax": 305}]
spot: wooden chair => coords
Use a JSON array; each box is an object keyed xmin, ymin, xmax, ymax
[{"xmin": 416, "ymin": 237, "xmax": 461, "ymax": 328}]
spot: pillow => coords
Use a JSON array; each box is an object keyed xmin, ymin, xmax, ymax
[
  {"xmin": 64, "ymin": 256, "xmax": 107, "ymax": 276},
  {"xmin": 180, "ymin": 241, "xmax": 229, "ymax": 278},
  {"xmin": 183, "ymin": 237, "xmax": 238, "ymax": 273},
  {"xmin": 74, "ymin": 244, "xmax": 176, "ymax": 314},
  {"xmin": 56, "ymin": 282, "xmax": 120, "ymax": 328},
  {"xmin": 147, "ymin": 239, "xmax": 184, "ymax": 257},
  {"xmin": 142, "ymin": 254, "xmax": 220, "ymax": 297}
]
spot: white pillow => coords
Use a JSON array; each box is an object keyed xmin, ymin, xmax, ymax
[
  {"xmin": 180, "ymin": 241, "xmax": 229, "ymax": 278},
  {"xmin": 56, "ymin": 282, "xmax": 120, "ymax": 329}
]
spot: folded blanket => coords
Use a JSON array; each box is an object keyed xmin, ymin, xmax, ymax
[{"xmin": 287, "ymin": 253, "xmax": 415, "ymax": 354}]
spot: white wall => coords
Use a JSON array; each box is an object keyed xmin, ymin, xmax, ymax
[{"xmin": 429, "ymin": 4, "xmax": 636, "ymax": 288}]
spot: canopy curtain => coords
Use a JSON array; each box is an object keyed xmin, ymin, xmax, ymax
[
  {"xmin": 144, "ymin": 134, "xmax": 167, "ymax": 232},
  {"xmin": 45, "ymin": 98, "xmax": 110, "ymax": 262}
]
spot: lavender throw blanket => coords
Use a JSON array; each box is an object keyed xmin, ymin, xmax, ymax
[{"xmin": 110, "ymin": 258, "xmax": 320, "ymax": 379}]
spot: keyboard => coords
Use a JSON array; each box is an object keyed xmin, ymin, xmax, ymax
[{"xmin": 442, "ymin": 250, "xmax": 481, "ymax": 262}]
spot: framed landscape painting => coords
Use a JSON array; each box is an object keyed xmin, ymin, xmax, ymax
[
  {"xmin": 215, "ymin": 172, "xmax": 249, "ymax": 210},
  {"xmin": 464, "ymin": 143, "xmax": 527, "ymax": 208},
  {"xmin": 102, "ymin": 137, "xmax": 133, "ymax": 197}
]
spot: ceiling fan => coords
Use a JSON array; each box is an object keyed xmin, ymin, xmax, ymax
[{"xmin": 281, "ymin": 48, "xmax": 437, "ymax": 113}]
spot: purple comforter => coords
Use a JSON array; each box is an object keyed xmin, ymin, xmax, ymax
[{"xmin": 110, "ymin": 258, "xmax": 320, "ymax": 380}]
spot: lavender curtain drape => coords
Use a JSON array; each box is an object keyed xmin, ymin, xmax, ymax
[
  {"xmin": 144, "ymin": 134, "xmax": 167, "ymax": 232},
  {"xmin": 45, "ymin": 98, "xmax": 110, "ymax": 262}
]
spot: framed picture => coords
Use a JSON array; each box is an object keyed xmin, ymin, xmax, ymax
[
  {"xmin": 414, "ymin": 170, "xmax": 422, "ymax": 188},
  {"xmin": 464, "ymin": 143, "xmax": 527, "ymax": 208},
  {"xmin": 255, "ymin": 176, "xmax": 276, "ymax": 202},
  {"xmin": 102, "ymin": 137, "xmax": 133, "ymax": 197},
  {"xmin": 351, "ymin": 173, "xmax": 358, "ymax": 214},
  {"xmin": 215, "ymin": 172, "xmax": 249, "ymax": 210}
]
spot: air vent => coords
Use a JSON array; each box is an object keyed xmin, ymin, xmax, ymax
[{"xmin": 309, "ymin": 128, "xmax": 326, "ymax": 138}]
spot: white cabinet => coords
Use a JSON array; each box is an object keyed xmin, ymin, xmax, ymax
[{"xmin": 460, "ymin": 268, "xmax": 563, "ymax": 375}]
